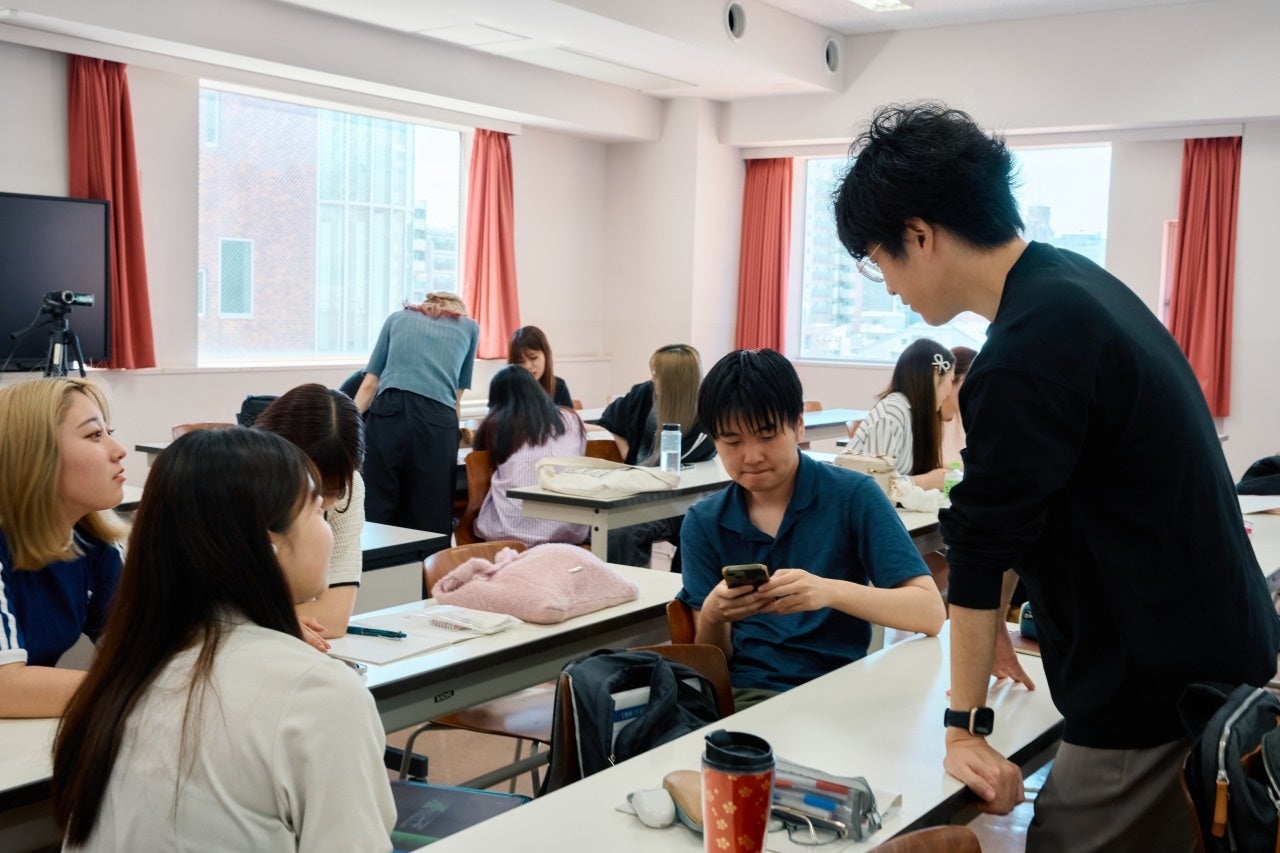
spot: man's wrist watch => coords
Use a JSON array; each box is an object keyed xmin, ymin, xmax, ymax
[{"xmin": 943, "ymin": 707, "xmax": 995, "ymax": 736}]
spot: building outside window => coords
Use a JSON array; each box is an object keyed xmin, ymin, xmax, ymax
[
  {"xmin": 198, "ymin": 87, "xmax": 462, "ymax": 363},
  {"xmin": 794, "ymin": 145, "xmax": 1111, "ymax": 364}
]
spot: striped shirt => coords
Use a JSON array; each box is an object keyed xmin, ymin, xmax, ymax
[
  {"xmin": 849, "ymin": 391, "xmax": 915, "ymax": 477},
  {"xmin": 475, "ymin": 409, "xmax": 591, "ymax": 546},
  {"xmin": 366, "ymin": 309, "xmax": 480, "ymax": 408}
]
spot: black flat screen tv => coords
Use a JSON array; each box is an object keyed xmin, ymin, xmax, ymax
[{"xmin": 0, "ymin": 191, "xmax": 111, "ymax": 371}]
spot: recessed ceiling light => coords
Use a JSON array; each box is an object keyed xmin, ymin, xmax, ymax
[{"xmin": 849, "ymin": 0, "xmax": 912, "ymax": 12}]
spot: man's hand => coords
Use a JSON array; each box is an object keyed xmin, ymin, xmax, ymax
[
  {"xmin": 700, "ymin": 582, "xmax": 767, "ymax": 624},
  {"xmin": 993, "ymin": 624, "xmax": 1036, "ymax": 690},
  {"xmin": 755, "ymin": 569, "xmax": 832, "ymax": 615},
  {"xmin": 943, "ymin": 731, "xmax": 1025, "ymax": 814},
  {"xmin": 299, "ymin": 616, "xmax": 331, "ymax": 653}
]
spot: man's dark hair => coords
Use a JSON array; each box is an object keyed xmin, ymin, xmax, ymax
[
  {"xmin": 832, "ymin": 102, "xmax": 1024, "ymax": 261},
  {"xmin": 698, "ymin": 349, "xmax": 803, "ymax": 439}
]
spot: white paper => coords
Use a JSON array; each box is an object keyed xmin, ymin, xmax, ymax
[
  {"xmin": 326, "ymin": 609, "xmax": 486, "ymax": 665},
  {"xmin": 1240, "ymin": 495, "xmax": 1280, "ymax": 515}
]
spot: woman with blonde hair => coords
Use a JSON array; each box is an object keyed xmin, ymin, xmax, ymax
[
  {"xmin": 598, "ymin": 343, "xmax": 716, "ymax": 565},
  {"xmin": 355, "ymin": 291, "xmax": 479, "ymax": 534},
  {"xmin": 0, "ymin": 377, "xmax": 128, "ymax": 717}
]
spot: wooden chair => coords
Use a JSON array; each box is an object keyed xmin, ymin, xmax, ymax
[
  {"xmin": 848, "ymin": 418, "xmax": 864, "ymax": 438},
  {"xmin": 453, "ymin": 450, "xmax": 497, "ymax": 545},
  {"xmin": 541, "ymin": 643, "xmax": 735, "ymax": 794},
  {"xmin": 572, "ymin": 399, "xmax": 583, "ymax": 410},
  {"xmin": 401, "ymin": 540, "xmax": 554, "ymax": 793},
  {"xmin": 170, "ymin": 421, "xmax": 235, "ymax": 439},
  {"xmin": 803, "ymin": 400, "xmax": 824, "ymax": 413},
  {"xmin": 667, "ymin": 598, "xmax": 696, "ymax": 644},
  {"xmin": 584, "ymin": 438, "xmax": 623, "ymax": 463},
  {"xmin": 873, "ymin": 826, "xmax": 981, "ymax": 852}
]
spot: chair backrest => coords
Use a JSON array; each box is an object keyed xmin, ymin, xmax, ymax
[
  {"xmin": 423, "ymin": 539, "xmax": 527, "ymax": 596},
  {"xmin": 453, "ymin": 450, "xmax": 497, "ymax": 545},
  {"xmin": 584, "ymin": 438, "xmax": 623, "ymax": 463},
  {"xmin": 543, "ymin": 643, "xmax": 735, "ymax": 793},
  {"xmin": 171, "ymin": 422, "xmax": 235, "ymax": 440},
  {"xmin": 848, "ymin": 418, "xmax": 864, "ymax": 438},
  {"xmin": 572, "ymin": 399, "xmax": 583, "ymax": 410},
  {"xmin": 873, "ymin": 826, "xmax": 981, "ymax": 853},
  {"xmin": 803, "ymin": 400, "xmax": 824, "ymax": 413},
  {"xmin": 666, "ymin": 598, "xmax": 697, "ymax": 645}
]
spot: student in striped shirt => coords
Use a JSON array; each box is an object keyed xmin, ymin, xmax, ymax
[
  {"xmin": 849, "ymin": 338, "xmax": 956, "ymax": 491},
  {"xmin": 474, "ymin": 365, "xmax": 589, "ymax": 546}
]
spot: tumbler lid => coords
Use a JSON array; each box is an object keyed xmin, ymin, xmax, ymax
[{"xmin": 703, "ymin": 729, "xmax": 774, "ymax": 773}]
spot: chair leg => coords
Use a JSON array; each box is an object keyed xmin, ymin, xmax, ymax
[{"xmin": 507, "ymin": 738, "xmax": 525, "ymax": 794}]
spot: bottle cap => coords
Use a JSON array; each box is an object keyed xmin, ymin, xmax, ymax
[
  {"xmin": 702, "ymin": 729, "xmax": 773, "ymax": 773},
  {"xmin": 949, "ymin": 462, "xmax": 962, "ymax": 470},
  {"xmin": 663, "ymin": 423, "xmax": 681, "ymax": 431}
]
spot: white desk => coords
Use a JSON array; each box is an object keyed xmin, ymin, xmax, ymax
[
  {"xmin": 1247, "ymin": 512, "xmax": 1280, "ymax": 590},
  {"xmin": 803, "ymin": 408, "xmax": 869, "ymax": 443},
  {"xmin": 418, "ymin": 626, "xmax": 1062, "ymax": 852},
  {"xmin": 0, "ymin": 566, "xmax": 679, "ymax": 848},
  {"xmin": 512, "ymin": 456, "xmax": 942, "ymax": 561}
]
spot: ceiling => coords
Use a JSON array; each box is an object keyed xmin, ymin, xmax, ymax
[{"xmin": 274, "ymin": 0, "xmax": 1213, "ymax": 100}]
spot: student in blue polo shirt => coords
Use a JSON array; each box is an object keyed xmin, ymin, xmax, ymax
[
  {"xmin": 677, "ymin": 349, "xmax": 945, "ymax": 710},
  {"xmin": 0, "ymin": 378, "xmax": 128, "ymax": 718}
]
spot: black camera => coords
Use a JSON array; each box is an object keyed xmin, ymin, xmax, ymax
[{"xmin": 44, "ymin": 291, "xmax": 95, "ymax": 307}]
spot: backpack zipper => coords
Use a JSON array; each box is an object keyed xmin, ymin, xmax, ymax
[
  {"xmin": 1214, "ymin": 687, "xmax": 1267, "ymax": 838},
  {"xmin": 1261, "ymin": 728, "xmax": 1280, "ymax": 822}
]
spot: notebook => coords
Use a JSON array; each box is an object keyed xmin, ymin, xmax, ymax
[
  {"xmin": 390, "ymin": 780, "xmax": 528, "ymax": 851},
  {"xmin": 328, "ymin": 606, "xmax": 517, "ymax": 666}
]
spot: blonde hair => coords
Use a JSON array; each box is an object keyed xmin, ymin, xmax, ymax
[
  {"xmin": 0, "ymin": 378, "xmax": 127, "ymax": 569},
  {"xmin": 646, "ymin": 344, "xmax": 702, "ymax": 465}
]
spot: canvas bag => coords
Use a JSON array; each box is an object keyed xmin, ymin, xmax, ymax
[
  {"xmin": 1179, "ymin": 682, "xmax": 1280, "ymax": 852},
  {"xmin": 536, "ymin": 456, "xmax": 679, "ymax": 499},
  {"xmin": 834, "ymin": 451, "xmax": 897, "ymax": 497},
  {"xmin": 540, "ymin": 649, "xmax": 721, "ymax": 795}
]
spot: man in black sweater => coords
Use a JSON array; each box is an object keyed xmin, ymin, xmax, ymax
[{"xmin": 833, "ymin": 103, "xmax": 1279, "ymax": 851}]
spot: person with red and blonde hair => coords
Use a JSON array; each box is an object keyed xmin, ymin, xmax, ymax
[{"xmin": 355, "ymin": 292, "xmax": 479, "ymax": 534}]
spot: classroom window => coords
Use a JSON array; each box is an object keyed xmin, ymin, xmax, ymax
[
  {"xmin": 197, "ymin": 86, "xmax": 462, "ymax": 363},
  {"xmin": 197, "ymin": 268, "xmax": 206, "ymax": 317},
  {"xmin": 793, "ymin": 145, "xmax": 1111, "ymax": 364},
  {"xmin": 199, "ymin": 90, "xmax": 219, "ymax": 146},
  {"xmin": 218, "ymin": 239, "xmax": 253, "ymax": 318}
]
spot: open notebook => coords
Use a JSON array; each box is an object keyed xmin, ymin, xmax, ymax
[{"xmin": 327, "ymin": 606, "xmax": 521, "ymax": 666}]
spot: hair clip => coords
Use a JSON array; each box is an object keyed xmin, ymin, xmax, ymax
[{"xmin": 932, "ymin": 353, "xmax": 952, "ymax": 373}]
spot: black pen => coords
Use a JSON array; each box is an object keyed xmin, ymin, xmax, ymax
[{"xmin": 346, "ymin": 625, "xmax": 407, "ymax": 639}]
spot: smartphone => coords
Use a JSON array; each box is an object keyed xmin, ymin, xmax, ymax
[{"xmin": 722, "ymin": 563, "xmax": 770, "ymax": 590}]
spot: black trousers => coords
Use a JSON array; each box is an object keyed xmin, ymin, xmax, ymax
[{"xmin": 363, "ymin": 389, "xmax": 458, "ymax": 535}]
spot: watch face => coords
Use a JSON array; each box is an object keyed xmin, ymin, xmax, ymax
[{"xmin": 972, "ymin": 707, "xmax": 995, "ymax": 736}]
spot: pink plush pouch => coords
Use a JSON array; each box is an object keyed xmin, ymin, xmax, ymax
[{"xmin": 433, "ymin": 543, "xmax": 640, "ymax": 624}]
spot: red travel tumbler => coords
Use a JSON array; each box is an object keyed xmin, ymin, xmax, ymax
[{"xmin": 702, "ymin": 730, "xmax": 775, "ymax": 853}]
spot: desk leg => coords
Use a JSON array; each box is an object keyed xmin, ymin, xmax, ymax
[{"xmin": 590, "ymin": 514, "xmax": 610, "ymax": 561}]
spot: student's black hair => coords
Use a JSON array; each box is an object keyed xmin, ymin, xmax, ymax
[
  {"xmin": 697, "ymin": 349, "xmax": 803, "ymax": 439},
  {"xmin": 473, "ymin": 364, "xmax": 568, "ymax": 466},
  {"xmin": 883, "ymin": 338, "xmax": 954, "ymax": 476},
  {"xmin": 832, "ymin": 102, "xmax": 1024, "ymax": 261}
]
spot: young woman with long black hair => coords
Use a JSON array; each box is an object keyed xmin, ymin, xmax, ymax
[{"xmin": 53, "ymin": 428, "xmax": 394, "ymax": 850}]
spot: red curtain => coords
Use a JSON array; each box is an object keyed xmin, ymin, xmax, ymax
[
  {"xmin": 734, "ymin": 158, "xmax": 792, "ymax": 350},
  {"xmin": 67, "ymin": 56, "xmax": 155, "ymax": 369},
  {"xmin": 1166, "ymin": 137, "xmax": 1241, "ymax": 417},
  {"xmin": 462, "ymin": 129, "xmax": 521, "ymax": 359}
]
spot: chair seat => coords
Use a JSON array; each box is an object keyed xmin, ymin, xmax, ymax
[{"xmin": 432, "ymin": 682, "xmax": 556, "ymax": 743}]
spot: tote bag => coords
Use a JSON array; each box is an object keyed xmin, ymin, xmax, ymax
[{"xmin": 535, "ymin": 456, "xmax": 678, "ymax": 499}]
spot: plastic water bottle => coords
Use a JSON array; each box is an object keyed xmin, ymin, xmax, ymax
[
  {"xmin": 660, "ymin": 423, "xmax": 682, "ymax": 475},
  {"xmin": 943, "ymin": 462, "xmax": 964, "ymax": 498}
]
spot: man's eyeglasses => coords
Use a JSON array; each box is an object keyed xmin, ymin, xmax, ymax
[
  {"xmin": 768, "ymin": 806, "xmax": 848, "ymax": 846},
  {"xmin": 857, "ymin": 244, "xmax": 885, "ymax": 284}
]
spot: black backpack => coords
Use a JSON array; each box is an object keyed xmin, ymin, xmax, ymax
[
  {"xmin": 540, "ymin": 649, "xmax": 721, "ymax": 795},
  {"xmin": 1179, "ymin": 682, "xmax": 1280, "ymax": 851},
  {"xmin": 1238, "ymin": 456, "xmax": 1280, "ymax": 496}
]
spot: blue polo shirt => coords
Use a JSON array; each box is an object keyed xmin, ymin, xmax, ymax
[
  {"xmin": 0, "ymin": 527, "xmax": 122, "ymax": 667},
  {"xmin": 677, "ymin": 452, "xmax": 928, "ymax": 692}
]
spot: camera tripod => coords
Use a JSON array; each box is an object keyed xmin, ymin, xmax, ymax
[{"xmin": 7, "ymin": 302, "xmax": 88, "ymax": 377}]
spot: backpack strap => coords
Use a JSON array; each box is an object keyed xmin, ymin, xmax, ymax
[{"xmin": 1261, "ymin": 726, "xmax": 1280, "ymax": 853}]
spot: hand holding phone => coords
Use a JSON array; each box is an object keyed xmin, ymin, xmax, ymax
[{"xmin": 722, "ymin": 563, "xmax": 770, "ymax": 590}]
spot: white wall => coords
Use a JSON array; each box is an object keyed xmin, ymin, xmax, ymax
[{"xmin": 727, "ymin": 0, "xmax": 1280, "ymax": 477}]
